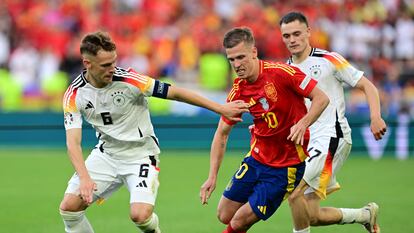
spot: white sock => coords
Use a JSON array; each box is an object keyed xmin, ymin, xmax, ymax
[
  {"xmin": 135, "ymin": 213, "xmax": 161, "ymax": 233},
  {"xmin": 60, "ymin": 209, "xmax": 94, "ymax": 233},
  {"xmin": 293, "ymin": 226, "xmax": 310, "ymax": 233},
  {"xmin": 340, "ymin": 208, "xmax": 370, "ymax": 224}
]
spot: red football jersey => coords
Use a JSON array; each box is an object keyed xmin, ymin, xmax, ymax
[{"xmin": 222, "ymin": 60, "xmax": 317, "ymax": 167}]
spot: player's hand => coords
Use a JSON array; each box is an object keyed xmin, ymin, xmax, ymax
[
  {"xmin": 221, "ymin": 100, "xmax": 250, "ymax": 122},
  {"xmin": 200, "ymin": 178, "xmax": 216, "ymax": 205},
  {"xmin": 79, "ymin": 177, "xmax": 97, "ymax": 205},
  {"xmin": 370, "ymin": 117, "xmax": 387, "ymax": 140},
  {"xmin": 287, "ymin": 119, "xmax": 308, "ymax": 145}
]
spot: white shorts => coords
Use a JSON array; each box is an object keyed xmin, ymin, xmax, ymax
[
  {"xmin": 65, "ymin": 148, "xmax": 160, "ymax": 205},
  {"xmin": 303, "ymin": 136, "xmax": 352, "ymax": 199}
]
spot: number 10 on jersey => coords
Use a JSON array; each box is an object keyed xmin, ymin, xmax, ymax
[{"xmin": 262, "ymin": 112, "xmax": 278, "ymax": 128}]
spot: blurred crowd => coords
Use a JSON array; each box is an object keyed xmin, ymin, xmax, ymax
[{"xmin": 0, "ymin": 0, "xmax": 413, "ymax": 118}]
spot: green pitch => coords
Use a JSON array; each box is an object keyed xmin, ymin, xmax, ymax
[{"xmin": 0, "ymin": 148, "xmax": 413, "ymax": 233}]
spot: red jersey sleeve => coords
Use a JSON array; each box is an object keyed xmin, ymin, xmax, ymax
[
  {"xmin": 277, "ymin": 64, "xmax": 317, "ymax": 97},
  {"xmin": 221, "ymin": 78, "xmax": 243, "ymax": 125}
]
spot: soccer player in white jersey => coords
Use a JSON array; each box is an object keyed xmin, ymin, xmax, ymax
[
  {"xmin": 279, "ymin": 12, "xmax": 387, "ymax": 233},
  {"xmin": 58, "ymin": 31, "xmax": 249, "ymax": 233}
]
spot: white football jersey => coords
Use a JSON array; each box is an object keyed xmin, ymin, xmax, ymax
[
  {"xmin": 288, "ymin": 48, "xmax": 363, "ymax": 143},
  {"xmin": 63, "ymin": 67, "xmax": 170, "ymax": 160}
]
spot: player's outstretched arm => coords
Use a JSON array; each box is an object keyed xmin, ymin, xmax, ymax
[
  {"xmin": 200, "ymin": 119, "xmax": 233, "ymax": 205},
  {"xmin": 288, "ymin": 87, "xmax": 329, "ymax": 145},
  {"xmin": 66, "ymin": 128, "xmax": 97, "ymax": 205},
  {"xmin": 166, "ymin": 85, "xmax": 249, "ymax": 121},
  {"xmin": 354, "ymin": 77, "xmax": 387, "ymax": 140}
]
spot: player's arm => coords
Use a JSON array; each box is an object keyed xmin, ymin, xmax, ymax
[
  {"xmin": 200, "ymin": 119, "xmax": 234, "ymax": 205},
  {"xmin": 354, "ymin": 76, "xmax": 387, "ymax": 140},
  {"xmin": 288, "ymin": 87, "xmax": 329, "ymax": 145},
  {"xmin": 66, "ymin": 128, "xmax": 96, "ymax": 205},
  {"xmin": 166, "ymin": 85, "xmax": 249, "ymax": 122}
]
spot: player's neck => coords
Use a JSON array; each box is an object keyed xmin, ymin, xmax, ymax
[
  {"xmin": 291, "ymin": 46, "xmax": 312, "ymax": 64},
  {"xmin": 86, "ymin": 71, "xmax": 106, "ymax": 88},
  {"xmin": 246, "ymin": 59, "xmax": 260, "ymax": 83}
]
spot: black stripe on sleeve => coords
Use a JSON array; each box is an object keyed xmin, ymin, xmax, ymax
[{"xmin": 152, "ymin": 80, "xmax": 170, "ymax": 99}]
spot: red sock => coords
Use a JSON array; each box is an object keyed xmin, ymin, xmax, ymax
[{"xmin": 222, "ymin": 224, "xmax": 247, "ymax": 233}]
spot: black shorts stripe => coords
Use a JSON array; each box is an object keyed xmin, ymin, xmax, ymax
[
  {"xmin": 149, "ymin": 155, "xmax": 157, "ymax": 166},
  {"xmin": 151, "ymin": 136, "xmax": 159, "ymax": 147},
  {"xmin": 328, "ymin": 137, "xmax": 339, "ymax": 156}
]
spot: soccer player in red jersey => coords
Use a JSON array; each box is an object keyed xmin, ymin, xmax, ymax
[{"xmin": 199, "ymin": 27, "xmax": 329, "ymax": 233}]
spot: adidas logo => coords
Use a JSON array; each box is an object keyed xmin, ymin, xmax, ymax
[
  {"xmin": 257, "ymin": 205, "xmax": 267, "ymax": 214},
  {"xmin": 136, "ymin": 180, "xmax": 147, "ymax": 188},
  {"xmin": 85, "ymin": 101, "xmax": 94, "ymax": 110}
]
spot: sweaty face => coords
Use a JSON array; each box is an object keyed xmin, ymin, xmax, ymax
[
  {"xmin": 84, "ymin": 50, "xmax": 117, "ymax": 88},
  {"xmin": 280, "ymin": 20, "xmax": 310, "ymax": 56},
  {"xmin": 225, "ymin": 42, "xmax": 258, "ymax": 82}
]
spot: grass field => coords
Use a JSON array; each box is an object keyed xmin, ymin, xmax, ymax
[{"xmin": 0, "ymin": 147, "xmax": 413, "ymax": 233}]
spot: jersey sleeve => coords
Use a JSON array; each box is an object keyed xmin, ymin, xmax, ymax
[
  {"xmin": 324, "ymin": 52, "xmax": 363, "ymax": 87},
  {"xmin": 126, "ymin": 68, "xmax": 170, "ymax": 98},
  {"xmin": 221, "ymin": 79, "xmax": 242, "ymax": 125},
  {"xmin": 63, "ymin": 87, "xmax": 82, "ymax": 130},
  {"xmin": 279, "ymin": 64, "xmax": 318, "ymax": 97}
]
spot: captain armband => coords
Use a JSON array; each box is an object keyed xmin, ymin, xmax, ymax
[{"xmin": 152, "ymin": 80, "xmax": 170, "ymax": 99}]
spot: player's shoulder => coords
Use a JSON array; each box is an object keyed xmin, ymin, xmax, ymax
[
  {"xmin": 64, "ymin": 72, "xmax": 87, "ymax": 95},
  {"xmin": 311, "ymin": 48, "xmax": 349, "ymax": 66},
  {"xmin": 113, "ymin": 66, "xmax": 141, "ymax": 81},
  {"xmin": 112, "ymin": 66, "xmax": 153, "ymax": 89},
  {"xmin": 262, "ymin": 60, "xmax": 297, "ymax": 76},
  {"xmin": 227, "ymin": 78, "xmax": 244, "ymax": 101},
  {"xmin": 63, "ymin": 72, "xmax": 88, "ymax": 110},
  {"xmin": 310, "ymin": 47, "xmax": 330, "ymax": 57},
  {"xmin": 229, "ymin": 77, "xmax": 243, "ymax": 92}
]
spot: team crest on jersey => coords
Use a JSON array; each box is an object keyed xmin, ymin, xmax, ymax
[
  {"xmin": 264, "ymin": 83, "xmax": 277, "ymax": 102},
  {"xmin": 310, "ymin": 65, "xmax": 322, "ymax": 78},
  {"xmin": 112, "ymin": 91, "xmax": 126, "ymax": 107},
  {"xmin": 259, "ymin": 98, "xmax": 269, "ymax": 111}
]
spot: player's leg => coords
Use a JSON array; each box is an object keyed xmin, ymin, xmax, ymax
[
  {"xmin": 218, "ymin": 156, "xmax": 260, "ymax": 232},
  {"xmin": 306, "ymin": 137, "xmax": 380, "ymax": 232},
  {"xmin": 130, "ymin": 203, "xmax": 160, "ymax": 233},
  {"xmin": 303, "ymin": 136, "xmax": 340, "ymax": 225},
  {"xmin": 223, "ymin": 202, "xmax": 260, "ymax": 233},
  {"xmin": 217, "ymin": 196, "xmax": 245, "ymax": 224},
  {"xmin": 305, "ymin": 192, "xmax": 342, "ymax": 225},
  {"xmin": 59, "ymin": 149, "xmax": 120, "ymax": 233},
  {"xmin": 124, "ymin": 155, "xmax": 161, "ymax": 233},
  {"xmin": 59, "ymin": 194, "xmax": 93, "ymax": 233},
  {"xmin": 288, "ymin": 180, "xmax": 310, "ymax": 232},
  {"xmin": 286, "ymin": 161, "xmax": 310, "ymax": 233}
]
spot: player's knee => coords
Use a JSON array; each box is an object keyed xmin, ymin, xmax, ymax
[
  {"xmin": 59, "ymin": 195, "xmax": 87, "ymax": 212},
  {"xmin": 309, "ymin": 214, "xmax": 320, "ymax": 226},
  {"xmin": 217, "ymin": 209, "xmax": 231, "ymax": 224},
  {"xmin": 130, "ymin": 206, "xmax": 153, "ymax": 224},
  {"xmin": 287, "ymin": 192, "xmax": 300, "ymax": 205}
]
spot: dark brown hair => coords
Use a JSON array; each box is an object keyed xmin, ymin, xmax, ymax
[
  {"xmin": 80, "ymin": 31, "xmax": 116, "ymax": 56},
  {"xmin": 223, "ymin": 27, "xmax": 255, "ymax": 49},
  {"xmin": 279, "ymin": 12, "xmax": 309, "ymax": 26}
]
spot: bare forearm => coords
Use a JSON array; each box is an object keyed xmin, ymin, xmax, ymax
[
  {"xmin": 356, "ymin": 77, "xmax": 382, "ymax": 119},
  {"xmin": 365, "ymin": 84, "xmax": 382, "ymax": 120},
  {"xmin": 304, "ymin": 95, "xmax": 329, "ymax": 127},
  {"xmin": 208, "ymin": 133, "xmax": 228, "ymax": 179},
  {"xmin": 67, "ymin": 145, "xmax": 90, "ymax": 179},
  {"xmin": 168, "ymin": 86, "xmax": 222, "ymax": 114}
]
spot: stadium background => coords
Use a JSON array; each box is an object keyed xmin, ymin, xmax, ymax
[{"xmin": 0, "ymin": 0, "xmax": 413, "ymax": 233}]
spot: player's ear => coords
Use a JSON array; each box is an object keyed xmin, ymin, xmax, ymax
[
  {"xmin": 82, "ymin": 58, "xmax": 91, "ymax": 69},
  {"xmin": 252, "ymin": 46, "xmax": 258, "ymax": 59}
]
